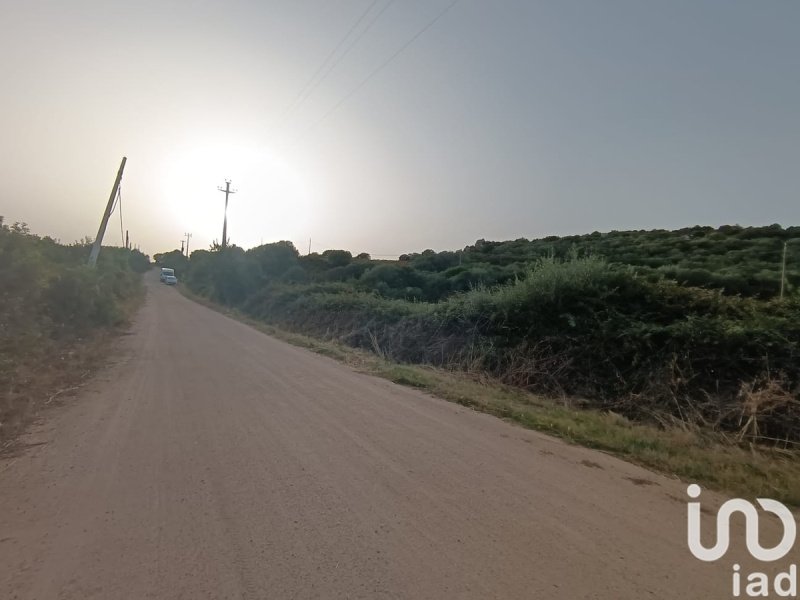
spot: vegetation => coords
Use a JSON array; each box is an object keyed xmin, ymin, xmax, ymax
[
  {"xmin": 0, "ymin": 217, "xmax": 148, "ymax": 443},
  {"xmin": 162, "ymin": 224, "xmax": 800, "ymax": 451},
  {"xmin": 453, "ymin": 224, "xmax": 800, "ymax": 300}
]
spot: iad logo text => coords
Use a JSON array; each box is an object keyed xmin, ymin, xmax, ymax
[{"xmin": 687, "ymin": 484, "xmax": 798, "ymax": 597}]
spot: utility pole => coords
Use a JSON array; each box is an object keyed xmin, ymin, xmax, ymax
[
  {"xmin": 88, "ymin": 157, "xmax": 127, "ymax": 266},
  {"xmin": 308, "ymin": 237, "xmax": 312, "ymax": 255},
  {"xmin": 185, "ymin": 232, "xmax": 192, "ymax": 257},
  {"xmin": 125, "ymin": 230, "xmax": 130, "ymax": 250},
  {"xmin": 217, "ymin": 179, "xmax": 236, "ymax": 249},
  {"xmin": 180, "ymin": 239, "xmax": 185, "ymax": 255}
]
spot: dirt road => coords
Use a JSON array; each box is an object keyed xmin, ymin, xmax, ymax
[{"xmin": 0, "ymin": 272, "xmax": 747, "ymax": 598}]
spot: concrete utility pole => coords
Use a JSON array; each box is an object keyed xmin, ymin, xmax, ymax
[
  {"xmin": 88, "ymin": 157, "xmax": 127, "ymax": 266},
  {"xmin": 180, "ymin": 239, "xmax": 185, "ymax": 255},
  {"xmin": 217, "ymin": 180, "xmax": 236, "ymax": 249},
  {"xmin": 125, "ymin": 230, "xmax": 130, "ymax": 250},
  {"xmin": 185, "ymin": 232, "xmax": 192, "ymax": 257}
]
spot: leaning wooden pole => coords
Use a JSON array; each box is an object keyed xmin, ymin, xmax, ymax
[{"xmin": 88, "ymin": 157, "xmax": 127, "ymax": 267}]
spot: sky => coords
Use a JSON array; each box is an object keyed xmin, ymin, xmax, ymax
[{"xmin": 0, "ymin": 0, "xmax": 798, "ymax": 258}]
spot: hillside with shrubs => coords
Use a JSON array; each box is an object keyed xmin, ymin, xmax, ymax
[
  {"xmin": 160, "ymin": 224, "xmax": 800, "ymax": 446},
  {"xmin": 0, "ymin": 218, "xmax": 149, "ymax": 441}
]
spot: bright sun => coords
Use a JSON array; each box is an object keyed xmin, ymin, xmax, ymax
[{"xmin": 161, "ymin": 141, "xmax": 311, "ymax": 250}]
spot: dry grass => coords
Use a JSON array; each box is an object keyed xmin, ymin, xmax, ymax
[
  {"xmin": 1, "ymin": 334, "xmax": 105, "ymax": 447},
  {"xmin": 180, "ymin": 286, "xmax": 800, "ymax": 506},
  {"xmin": 736, "ymin": 377, "xmax": 800, "ymax": 445},
  {"xmin": 0, "ymin": 288, "xmax": 144, "ymax": 450}
]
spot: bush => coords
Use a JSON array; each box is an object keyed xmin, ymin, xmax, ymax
[
  {"xmin": 1, "ymin": 217, "xmax": 147, "ymax": 440},
  {"xmin": 322, "ymin": 249, "xmax": 352, "ymax": 268},
  {"xmin": 43, "ymin": 266, "xmax": 122, "ymax": 333},
  {"xmin": 0, "ymin": 218, "xmax": 144, "ymax": 338}
]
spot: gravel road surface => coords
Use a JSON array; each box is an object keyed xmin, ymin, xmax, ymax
[{"xmin": 0, "ymin": 272, "xmax": 748, "ymax": 599}]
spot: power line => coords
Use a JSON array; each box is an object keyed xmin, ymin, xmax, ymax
[
  {"xmin": 291, "ymin": 0, "xmax": 395, "ymax": 118},
  {"xmin": 108, "ymin": 182, "xmax": 125, "ymax": 247},
  {"xmin": 296, "ymin": 0, "xmax": 460, "ymax": 142},
  {"xmin": 278, "ymin": 0, "xmax": 382, "ymax": 126},
  {"xmin": 117, "ymin": 185, "xmax": 124, "ymax": 247}
]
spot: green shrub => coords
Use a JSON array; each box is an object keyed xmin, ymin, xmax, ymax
[{"xmin": 1, "ymin": 218, "xmax": 147, "ymax": 439}]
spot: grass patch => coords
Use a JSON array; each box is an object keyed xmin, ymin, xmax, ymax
[
  {"xmin": 1, "ymin": 286, "xmax": 145, "ymax": 450},
  {"xmin": 2, "ymin": 329, "xmax": 123, "ymax": 449},
  {"xmin": 180, "ymin": 285, "xmax": 800, "ymax": 505}
]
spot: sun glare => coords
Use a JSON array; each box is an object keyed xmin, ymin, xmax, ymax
[{"xmin": 161, "ymin": 141, "xmax": 310, "ymax": 250}]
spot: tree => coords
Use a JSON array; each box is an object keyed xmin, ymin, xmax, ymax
[
  {"xmin": 322, "ymin": 249, "xmax": 352, "ymax": 268},
  {"xmin": 154, "ymin": 249, "xmax": 189, "ymax": 276},
  {"xmin": 247, "ymin": 241, "xmax": 299, "ymax": 280}
]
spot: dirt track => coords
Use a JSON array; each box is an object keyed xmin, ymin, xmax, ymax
[{"xmin": 0, "ymin": 272, "xmax": 748, "ymax": 598}]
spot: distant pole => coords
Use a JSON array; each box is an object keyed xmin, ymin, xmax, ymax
[
  {"xmin": 125, "ymin": 229, "xmax": 130, "ymax": 250},
  {"xmin": 88, "ymin": 157, "xmax": 127, "ymax": 266},
  {"xmin": 308, "ymin": 237, "xmax": 312, "ymax": 255},
  {"xmin": 781, "ymin": 241, "xmax": 788, "ymax": 300},
  {"xmin": 180, "ymin": 239, "xmax": 185, "ymax": 255},
  {"xmin": 185, "ymin": 232, "xmax": 192, "ymax": 257},
  {"xmin": 217, "ymin": 179, "xmax": 237, "ymax": 249}
]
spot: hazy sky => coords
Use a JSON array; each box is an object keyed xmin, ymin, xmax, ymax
[{"xmin": 1, "ymin": 0, "xmax": 798, "ymax": 257}]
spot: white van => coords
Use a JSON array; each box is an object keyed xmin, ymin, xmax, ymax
[{"xmin": 160, "ymin": 268, "xmax": 175, "ymax": 283}]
